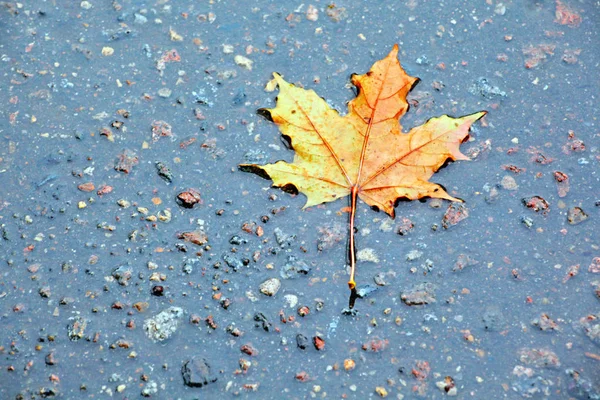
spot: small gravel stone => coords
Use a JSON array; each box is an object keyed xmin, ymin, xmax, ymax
[
  {"xmin": 155, "ymin": 161, "xmax": 173, "ymax": 183},
  {"xmin": 469, "ymin": 77, "xmax": 506, "ymax": 99},
  {"xmin": 522, "ymin": 196, "xmax": 550, "ymax": 214},
  {"xmin": 253, "ymin": 312, "xmax": 273, "ymax": 332},
  {"xmin": 296, "ymin": 334, "xmax": 309, "ymax": 350},
  {"xmin": 406, "ymin": 250, "xmax": 423, "ymax": 261},
  {"xmin": 357, "ymin": 248, "xmax": 379, "ymax": 263},
  {"xmin": 67, "ymin": 316, "xmax": 89, "ymax": 341},
  {"xmin": 521, "ymin": 216, "xmax": 534, "ymax": 228},
  {"xmin": 373, "ymin": 272, "xmax": 388, "ymax": 286},
  {"xmin": 234, "ymin": 55, "xmax": 253, "ymax": 70},
  {"xmin": 223, "ymin": 254, "xmax": 244, "ymax": 271},
  {"xmin": 182, "ymin": 258, "xmax": 199, "ymax": 274},
  {"xmin": 45, "ymin": 352, "xmax": 57, "ymax": 366},
  {"xmin": 589, "ymin": 257, "xmax": 600, "ymax": 273},
  {"xmin": 176, "ymin": 189, "xmax": 202, "ymax": 208},
  {"xmin": 158, "ymin": 88, "xmax": 172, "ymax": 98},
  {"xmin": 494, "ymin": 3, "xmax": 506, "ymax": 15},
  {"xmin": 151, "ymin": 285, "xmax": 165, "ymax": 296},
  {"xmin": 151, "ymin": 120, "xmax": 173, "ymax": 142},
  {"xmin": 396, "ymin": 217, "xmax": 415, "ymax": 235},
  {"xmin": 274, "ymin": 228, "xmax": 296, "ymax": 248},
  {"xmin": 531, "ymin": 313, "xmax": 560, "ymax": 331},
  {"xmin": 567, "ymin": 207, "xmax": 588, "ymax": 225},
  {"xmin": 240, "ymin": 344, "xmax": 259, "ymax": 356},
  {"xmin": 297, "ymin": 306, "xmax": 310, "ymax": 317},
  {"xmin": 500, "ymin": 175, "xmax": 518, "ymax": 190},
  {"xmin": 375, "ymin": 386, "xmax": 388, "ymax": 397},
  {"xmin": 453, "ymin": 254, "xmax": 478, "ymax": 272},
  {"xmin": 356, "ymin": 284, "xmax": 378, "ymax": 298},
  {"xmin": 344, "ymin": 359, "xmax": 356, "ymax": 371},
  {"xmin": 511, "ymin": 365, "xmax": 554, "ymax": 397},
  {"xmin": 482, "ymin": 305, "xmax": 506, "ymax": 331},
  {"xmin": 143, "ymin": 307, "xmax": 184, "ymax": 342},
  {"xmin": 435, "ymin": 376, "xmax": 457, "ymax": 396},
  {"xmin": 401, "ymin": 282, "xmax": 437, "ymax": 305},
  {"xmin": 517, "ymin": 348, "xmax": 561, "ymax": 368},
  {"xmin": 317, "ymin": 223, "xmax": 345, "ymax": 251},
  {"xmin": 442, "ymin": 203, "xmax": 469, "ymax": 229},
  {"xmin": 280, "ymin": 256, "xmax": 311, "ymax": 279},
  {"xmin": 573, "ymin": 313, "xmax": 600, "ymax": 345},
  {"xmin": 259, "ymin": 278, "xmax": 281, "ymax": 296},
  {"xmin": 178, "ymin": 230, "xmax": 208, "ymax": 246},
  {"xmin": 313, "ymin": 336, "xmax": 325, "ymax": 351},
  {"xmin": 39, "ymin": 286, "xmax": 51, "ymax": 298},
  {"xmin": 112, "ymin": 265, "xmax": 132, "ymax": 286},
  {"xmin": 117, "ymin": 199, "xmax": 131, "ymax": 208},
  {"xmin": 134, "ymin": 13, "xmax": 148, "ymax": 24},
  {"xmin": 229, "ymin": 235, "xmax": 246, "ymax": 245},
  {"xmin": 181, "ymin": 357, "xmax": 217, "ymax": 388},
  {"xmin": 592, "ymin": 280, "xmax": 600, "ymax": 299},
  {"xmin": 141, "ymin": 381, "xmax": 158, "ymax": 397},
  {"xmin": 284, "ymin": 294, "xmax": 298, "ymax": 308},
  {"xmin": 565, "ymin": 369, "xmax": 600, "ymax": 399}
]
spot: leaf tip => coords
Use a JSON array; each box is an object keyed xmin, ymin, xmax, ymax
[
  {"xmin": 272, "ymin": 72, "xmax": 286, "ymax": 85},
  {"xmin": 468, "ymin": 111, "xmax": 487, "ymax": 123}
]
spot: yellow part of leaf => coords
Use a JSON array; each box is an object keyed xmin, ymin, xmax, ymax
[{"xmin": 242, "ymin": 44, "xmax": 486, "ymax": 218}]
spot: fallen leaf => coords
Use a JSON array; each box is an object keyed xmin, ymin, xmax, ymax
[{"xmin": 241, "ymin": 45, "xmax": 485, "ymax": 298}]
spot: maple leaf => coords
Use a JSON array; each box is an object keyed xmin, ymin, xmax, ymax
[{"xmin": 241, "ymin": 45, "xmax": 485, "ymax": 301}]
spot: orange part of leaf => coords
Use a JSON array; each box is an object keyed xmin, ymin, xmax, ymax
[{"xmin": 241, "ymin": 44, "xmax": 486, "ymax": 218}]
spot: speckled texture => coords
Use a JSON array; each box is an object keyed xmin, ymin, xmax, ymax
[{"xmin": 0, "ymin": 1, "xmax": 599, "ymax": 398}]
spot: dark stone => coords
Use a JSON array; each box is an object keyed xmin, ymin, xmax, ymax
[
  {"xmin": 280, "ymin": 256, "xmax": 311, "ymax": 279},
  {"xmin": 181, "ymin": 357, "xmax": 217, "ymax": 388},
  {"xmin": 254, "ymin": 312, "xmax": 272, "ymax": 332},
  {"xmin": 107, "ymin": 27, "xmax": 137, "ymax": 41},
  {"xmin": 274, "ymin": 227, "xmax": 296, "ymax": 248},
  {"xmin": 112, "ymin": 265, "xmax": 132, "ymax": 286},
  {"xmin": 223, "ymin": 254, "xmax": 244, "ymax": 271},
  {"xmin": 151, "ymin": 285, "xmax": 164, "ymax": 296},
  {"xmin": 155, "ymin": 161, "xmax": 173, "ymax": 183},
  {"xmin": 296, "ymin": 334, "xmax": 309, "ymax": 350},
  {"xmin": 373, "ymin": 272, "xmax": 388, "ymax": 286},
  {"xmin": 401, "ymin": 282, "xmax": 437, "ymax": 305},
  {"xmin": 39, "ymin": 387, "xmax": 58, "ymax": 398},
  {"xmin": 182, "ymin": 258, "xmax": 199, "ymax": 274},
  {"xmin": 229, "ymin": 235, "xmax": 246, "ymax": 245},
  {"xmin": 232, "ymin": 88, "xmax": 246, "ymax": 105},
  {"xmin": 45, "ymin": 352, "xmax": 56, "ymax": 365},
  {"xmin": 482, "ymin": 305, "xmax": 506, "ymax": 331}
]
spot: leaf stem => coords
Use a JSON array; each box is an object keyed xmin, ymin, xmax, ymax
[{"xmin": 348, "ymin": 186, "xmax": 359, "ymax": 291}]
